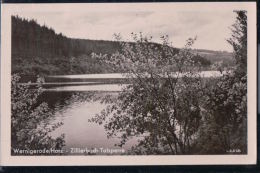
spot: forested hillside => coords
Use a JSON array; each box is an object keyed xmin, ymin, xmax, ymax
[
  {"xmin": 12, "ymin": 16, "xmax": 123, "ymax": 75},
  {"xmin": 194, "ymin": 49, "xmax": 234, "ymax": 67},
  {"xmin": 11, "ymin": 15, "xmax": 231, "ymax": 76}
]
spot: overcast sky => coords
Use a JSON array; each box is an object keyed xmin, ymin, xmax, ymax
[{"xmin": 12, "ymin": 5, "xmax": 237, "ymax": 52}]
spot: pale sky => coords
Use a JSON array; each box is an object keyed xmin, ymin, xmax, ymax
[{"xmin": 11, "ymin": 4, "xmax": 238, "ymax": 52}]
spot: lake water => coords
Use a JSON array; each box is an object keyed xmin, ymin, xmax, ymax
[
  {"xmin": 38, "ymin": 71, "xmax": 222, "ymax": 155},
  {"xmin": 49, "ymin": 71, "xmax": 224, "ymax": 79},
  {"xmin": 45, "ymin": 84, "xmax": 127, "ymax": 92},
  {"xmin": 39, "ymin": 84, "xmax": 135, "ymax": 155},
  {"xmin": 48, "ymin": 94, "xmax": 138, "ymax": 155}
]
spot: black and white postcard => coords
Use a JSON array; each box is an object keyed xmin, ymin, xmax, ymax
[{"xmin": 0, "ymin": 2, "xmax": 257, "ymax": 166}]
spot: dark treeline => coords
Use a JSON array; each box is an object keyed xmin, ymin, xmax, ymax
[
  {"xmin": 12, "ymin": 15, "xmax": 217, "ymax": 76},
  {"xmin": 194, "ymin": 49, "xmax": 234, "ymax": 67},
  {"xmin": 12, "ymin": 15, "xmax": 122, "ymax": 75}
]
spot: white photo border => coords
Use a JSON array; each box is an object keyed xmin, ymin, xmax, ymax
[{"xmin": 0, "ymin": 2, "xmax": 257, "ymax": 166}]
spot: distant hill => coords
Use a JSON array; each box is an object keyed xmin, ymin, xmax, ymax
[
  {"xmin": 11, "ymin": 15, "xmax": 233, "ymax": 76},
  {"xmin": 12, "ymin": 16, "xmax": 123, "ymax": 75},
  {"xmin": 193, "ymin": 49, "xmax": 234, "ymax": 67}
]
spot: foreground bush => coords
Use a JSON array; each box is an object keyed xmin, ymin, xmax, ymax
[{"xmin": 11, "ymin": 74, "xmax": 65, "ymax": 155}]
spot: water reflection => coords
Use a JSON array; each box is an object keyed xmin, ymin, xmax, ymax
[{"xmin": 41, "ymin": 90, "xmax": 137, "ymax": 155}]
